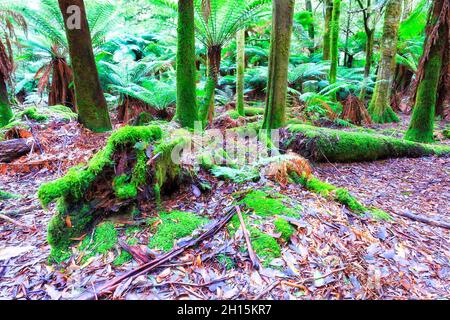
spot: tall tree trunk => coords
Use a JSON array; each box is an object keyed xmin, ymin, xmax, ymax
[
  {"xmin": 236, "ymin": 29, "xmax": 246, "ymax": 116},
  {"xmin": 368, "ymin": 0, "xmax": 402, "ymax": 123},
  {"xmin": 58, "ymin": 0, "xmax": 112, "ymax": 133},
  {"xmin": 329, "ymin": 0, "xmax": 341, "ymax": 85},
  {"xmin": 262, "ymin": 0, "xmax": 295, "ymax": 130},
  {"xmin": 0, "ymin": 74, "xmax": 13, "ymax": 127},
  {"xmin": 359, "ymin": 29, "xmax": 374, "ymax": 99},
  {"xmin": 305, "ymin": 0, "xmax": 315, "ymax": 52},
  {"xmin": 343, "ymin": 0, "xmax": 352, "ymax": 67},
  {"xmin": 199, "ymin": 45, "xmax": 222, "ymax": 127},
  {"xmin": 405, "ymin": 0, "xmax": 448, "ymax": 142},
  {"xmin": 176, "ymin": 0, "xmax": 198, "ymax": 128},
  {"xmin": 323, "ymin": 0, "xmax": 334, "ymax": 60}
]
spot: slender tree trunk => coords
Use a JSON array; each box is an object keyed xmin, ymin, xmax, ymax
[
  {"xmin": 405, "ymin": 0, "xmax": 448, "ymax": 142},
  {"xmin": 236, "ymin": 29, "xmax": 246, "ymax": 116},
  {"xmin": 262, "ymin": 0, "xmax": 295, "ymax": 130},
  {"xmin": 329, "ymin": 0, "xmax": 341, "ymax": 85},
  {"xmin": 343, "ymin": 0, "xmax": 352, "ymax": 67},
  {"xmin": 58, "ymin": 0, "xmax": 112, "ymax": 132},
  {"xmin": 359, "ymin": 29, "xmax": 374, "ymax": 99},
  {"xmin": 305, "ymin": 0, "xmax": 315, "ymax": 52},
  {"xmin": 199, "ymin": 45, "xmax": 222, "ymax": 126},
  {"xmin": 0, "ymin": 74, "xmax": 13, "ymax": 127},
  {"xmin": 323, "ymin": 0, "xmax": 334, "ymax": 60},
  {"xmin": 176, "ymin": 0, "xmax": 198, "ymax": 128},
  {"xmin": 368, "ymin": 0, "xmax": 402, "ymax": 123}
]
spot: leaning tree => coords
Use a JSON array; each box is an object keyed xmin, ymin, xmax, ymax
[
  {"xmin": 405, "ymin": 0, "xmax": 449, "ymax": 142},
  {"xmin": 58, "ymin": 0, "xmax": 112, "ymax": 132}
]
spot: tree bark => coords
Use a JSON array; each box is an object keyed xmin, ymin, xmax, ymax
[
  {"xmin": 58, "ymin": 0, "xmax": 112, "ymax": 133},
  {"xmin": 261, "ymin": 0, "xmax": 295, "ymax": 130},
  {"xmin": 176, "ymin": 0, "xmax": 198, "ymax": 129},
  {"xmin": 305, "ymin": 0, "xmax": 315, "ymax": 52},
  {"xmin": 323, "ymin": 0, "xmax": 334, "ymax": 60},
  {"xmin": 0, "ymin": 139, "xmax": 31, "ymax": 163},
  {"xmin": 405, "ymin": 0, "xmax": 448, "ymax": 142},
  {"xmin": 199, "ymin": 45, "xmax": 222, "ymax": 127},
  {"xmin": 236, "ymin": 29, "xmax": 246, "ymax": 116},
  {"xmin": 329, "ymin": 0, "xmax": 341, "ymax": 85},
  {"xmin": 0, "ymin": 73, "xmax": 13, "ymax": 127},
  {"xmin": 367, "ymin": 0, "xmax": 402, "ymax": 123}
]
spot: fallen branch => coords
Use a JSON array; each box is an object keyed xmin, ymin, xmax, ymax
[
  {"xmin": 253, "ymin": 280, "xmax": 281, "ymax": 300},
  {"xmin": 76, "ymin": 206, "xmax": 237, "ymax": 300},
  {"xmin": 0, "ymin": 213, "xmax": 34, "ymax": 231},
  {"xmin": 236, "ymin": 206, "xmax": 260, "ymax": 270},
  {"xmin": 394, "ymin": 211, "xmax": 450, "ymax": 230}
]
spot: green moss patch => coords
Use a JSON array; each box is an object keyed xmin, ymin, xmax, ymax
[
  {"xmin": 240, "ymin": 190, "xmax": 300, "ymax": 218},
  {"xmin": 80, "ymin": 221, "xmax": 118, "ymax": 258},
  {"xmin": 227, "ymin": 107, "xmax": 265, "ymax": 120},
  {"xmin": 0, "ymin": 190, "xmax": 19, "ymax": 200},
  {"xmin": 274, "ymin": 218, "xmax": 295, "ymax": 241},
  {"xmin": 148, "ymin": 211, "xmax": 208, "ymax": 251}
]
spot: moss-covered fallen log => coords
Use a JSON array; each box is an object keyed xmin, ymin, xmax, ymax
[
  {"xmin": 282, "ymin": 124, "xmax": 450, "ymax": 163},
  {"xmin": 38, "ymin": 125, "xmax": 188, "ymax": 262}
]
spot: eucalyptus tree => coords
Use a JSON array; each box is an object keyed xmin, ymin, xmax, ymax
[{"xmin": 58, "ymin": 0, "xmax": 112, "ymax": 132}]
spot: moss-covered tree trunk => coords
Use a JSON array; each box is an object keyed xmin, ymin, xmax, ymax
[
  {"xmin": 261, "ymin": 0, "xmax": 295, "ymax": 130},
  {"xmin": 367, "ymin": 0, "xmax": 402, "ymax": 123},
  {"xmin": 0, "ymin": 74, "xmax": 13, "ymax": 127},
  {"xmin": 176, "ymin": 0, "xmax": 198, "ymax": 128},
  {"xmin": 58, "ymin": 0, "xmax": 112, "ymax": 133},
  {"xmin": 405, "ymin": 0, "xmax": 448, "ymax": 142},
  {"xmin": 323, "ymin": 0, "xmax": 334, "ymax": 60},
  {"xmin": 306, "ymin": 0, "xmax": 315, "ymax": 52},
  {"xmin": 329, "ymin": 0, "xmax": 341, "ymax": 85},
  {"xmin": 199, "ymin": 45, "xmax": 222, "ymax": 127},
  {"xmin": 236, "ymin": 29, "xmax": 246, "ymax": 117},
  {"xmin": 359, "ymin": 29, "xmax": 374, "ymax": 99}
]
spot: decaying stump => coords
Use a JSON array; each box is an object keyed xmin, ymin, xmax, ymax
[
  {"xmin": 340, "ymin": 95, "xmax": 372, "ymax": 126},
  {"xmin": 281, "ymin": 124, "xmax": 450, "ymax": 163},
  {"xmin": 38, "ymin": 125, "xmax": 189, "ymax": 260},
  {"xmin": 0, "ymin": 139, "xmax": 32, "ymax": 163}
]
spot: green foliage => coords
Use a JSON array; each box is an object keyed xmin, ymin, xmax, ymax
[
  {"xmin": 0, "ymin": 189, "xmax": 19, "ymax": 200},
  {"xmin": 20, "ymin": 107, "xmax": 48, "ymax": 122},
  {"xmin": 274, "ymin": 218, "xmax": 294, "ymax": 242},
  {"xmin": 241, "ymin": 191, "xmax": 300, "ymax": 218},
  {"xmin": 148, "ymin": 211, "xmax": 208, "ymax": 251}
]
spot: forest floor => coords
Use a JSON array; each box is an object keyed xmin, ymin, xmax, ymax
[{"xmin": 0, "ymin": 115, "xmax": 449, "ymax": 300}]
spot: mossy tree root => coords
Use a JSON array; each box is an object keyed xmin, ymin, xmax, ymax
[
  {"xmin": 282, "ymin": 124, "xmax": 450, "ymax": 163},
  {"xmin": 38, "ymin": 125, "xmax": 188, "ymax": 261}
]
